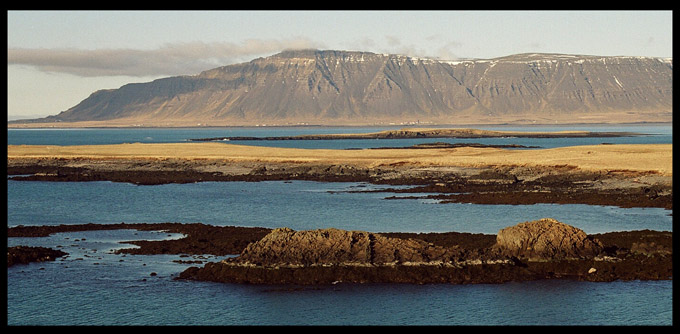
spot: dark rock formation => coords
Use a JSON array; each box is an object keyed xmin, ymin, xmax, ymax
[
  {"xmin": 177, "ymin": 219, "xmax": 672, "ymax": 285},
  {"xmin": 6, "ymin": 221, "xmax": 671, "ymax": 284},
  {"xmin": 7, "ymin": 246, "xmax": 67, "ymax": 267},
  {"xmin": 7, "ymin": 222, "xmax": 271, "ymax": 256}
]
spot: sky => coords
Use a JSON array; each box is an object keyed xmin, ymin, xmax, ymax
[{"xmin": 7, "ymin": 10, "xmax": 673, "ymax": 120}]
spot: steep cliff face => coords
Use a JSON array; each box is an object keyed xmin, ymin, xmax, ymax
[{"xmin": 32, "ymin": 50, "xmax": 673, "ymax": 126}]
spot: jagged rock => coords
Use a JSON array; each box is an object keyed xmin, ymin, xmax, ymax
[
  {"xmin": 236, "ymin": 227, "xmax": 462, "ymax": 267},
  {"xmin": 494, "ymin": 218, "xmax": 604, "ymax": 260}
]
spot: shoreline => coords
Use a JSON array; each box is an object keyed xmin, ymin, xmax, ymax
[
  {"xmin": 7, "ymin": 142, "xmax": 672, "ymax": 175},
  {"xmin": 7, "ymin": 143, "xmax": 673, "ymax": 209}
]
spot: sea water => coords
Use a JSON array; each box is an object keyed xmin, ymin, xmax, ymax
[
  {"xmin": 6, "ymin": 123, "xmax": 673, "ymax": 149},
  {"xmin": 7, "ymin": 180, "xmax": 673, "ymax": 235},
  {"xmin": 6, "ymin": 125, "xmax": 673, "ymax": 325}
]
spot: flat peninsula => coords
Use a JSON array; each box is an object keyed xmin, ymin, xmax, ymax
[{"xmin": 7, "ymin": 141, "xmax": 672, "ymax": 209}]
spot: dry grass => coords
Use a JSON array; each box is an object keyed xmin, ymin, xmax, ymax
[{"xmin": 7, "ymin": 143, "xmax": 672, "ymax": 175}]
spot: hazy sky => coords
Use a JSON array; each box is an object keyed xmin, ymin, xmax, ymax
[{"xmin": 7, "ymin": 10, "xmax": 673, "ymax": 119}]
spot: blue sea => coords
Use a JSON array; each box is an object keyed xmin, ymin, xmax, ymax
[{"xmin": 6, "ymin": 124, "xmax": 673, "ymax": 325}]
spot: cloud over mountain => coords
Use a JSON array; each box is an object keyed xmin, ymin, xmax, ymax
[
  {"xmin": 10, "ymin": 50, "xmax": 672, "ymax": 127},
  {"xmin": 8, "ymin": 38, "xmax": 323, "ymax": 77}
]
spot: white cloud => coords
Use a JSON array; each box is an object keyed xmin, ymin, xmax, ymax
[{"xmin": 7, "ymin": 38, "xmax": 323, "ymax": 77}]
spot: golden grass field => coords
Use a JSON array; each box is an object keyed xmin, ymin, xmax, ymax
[{"xmin": 7, "ymin": 142, "xmax": 673, "ymax": 176}]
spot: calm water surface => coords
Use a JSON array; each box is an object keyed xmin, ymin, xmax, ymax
[
  {"xmin": 6, "ymin": 125, "xmax": 673, "ymax": 325},
  {"xmin": 6, "ymin": 124, "xmax": 672, "ymax": 149},
  {"xmin": 7, "ymin": 180, "xmax": 672, "ymax": 234}
]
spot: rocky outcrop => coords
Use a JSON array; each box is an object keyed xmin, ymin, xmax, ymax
[
  {"xmin": 234, "ymin": 219, "xmax": 607, "ymax": 269},
  {"xmin": 236, "ymin": 227, "xmax": 465, "ymax": 267},
  {"xmin": 178, "ymin": 219, "xmax": 620, "ymax": 284},
  {"xmin": 494, "ymin": 218, "xmax": 604, "ymax": 260},
  {"xmin": 7, "ymin": 246, "xmax": 67, "ymax": 267},
  {"xmin": 5, "ymin": 222, "xmax": 671, "ymax": 284}
]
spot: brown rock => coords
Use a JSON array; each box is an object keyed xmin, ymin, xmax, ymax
[
  {"xmin": 236, "ymin": 227, "xmax": 461, "ymax": 267},
  {"xmin": 494, "ymin": 218, "xmax": 604, "ymax": 260}
]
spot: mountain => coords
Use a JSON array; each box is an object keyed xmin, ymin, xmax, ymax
[{"xmin": 11, "ymin": 50, "xmax": 673, "ymax": 127}]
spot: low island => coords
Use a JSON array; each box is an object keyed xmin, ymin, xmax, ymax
[
  {"xmin": 187, "ymin": 127, "xmax": 644, "ymax": 141},
  {"xmin": 7, "ymin": 219, "xmax": 672, "ymax": 284}
]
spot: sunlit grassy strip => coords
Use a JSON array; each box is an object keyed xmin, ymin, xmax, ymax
[{"xmin": 7, "ymin": 143, "xmax": 672, "ymax": 175}]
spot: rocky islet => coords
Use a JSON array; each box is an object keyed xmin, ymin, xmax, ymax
[
  {"xmin": 8, "ymin": 219, "xmax": 672, "ymax": 285},
  {"xmin": 7, "ymin": 246, "xmax": 67, "ymax": 267},
  {"xmin": 177, "ymin": 218, "xmax": 672, "ymax": 284}
]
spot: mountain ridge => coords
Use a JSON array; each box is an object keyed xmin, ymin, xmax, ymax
[{"xmin": 10, "ymin": 50, "xmax": 673, "ymax": 127}]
